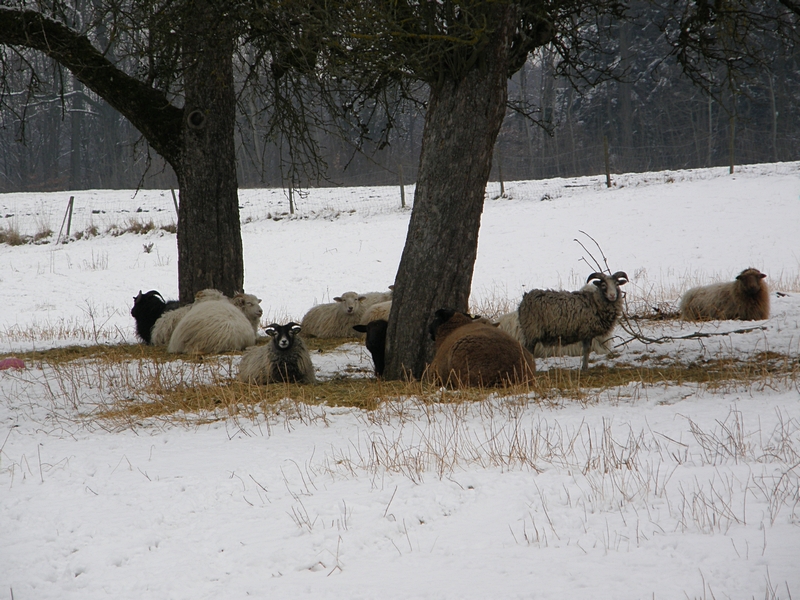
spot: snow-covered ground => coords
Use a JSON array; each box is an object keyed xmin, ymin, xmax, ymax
[{"xmin": 1, "ymin": 162, "xmax": 799, "ymax": 599}]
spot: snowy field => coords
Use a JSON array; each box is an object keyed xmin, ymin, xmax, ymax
[{"xmin": 1, "ymin": 162, "xmax": 800, "ymax": 599}]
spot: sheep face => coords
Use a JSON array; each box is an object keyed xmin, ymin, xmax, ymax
[
  {"xmin": 587, "ymin": 271, "xmax": 629, "ymax": 302},
  {"xmin": 334, "ymin": 292, "xmax": 367, "ymax": 315},
  {"xmin": 232, "ymin": 292, "xmax": 263, "ymax": 324},
  {"xmin": 736, "ymin": 268, "xmax": 767, "ymax": 296},
  {"xmin": 265, "ymin": 322, "xmax": 301, "ymax": 351}
]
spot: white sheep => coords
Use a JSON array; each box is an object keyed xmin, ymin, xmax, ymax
[
  {"xmin": 167, "ymin": 298, "xmax": 256, "ymax": 354},
  {"xmin": 517, "ymin": 271, "xmax": 628, "ymax": 370},
  {"xmin": 237, "ymin": 322, "xmax": 316, "ymax": 384},
  {"xmin": 152, "ymin": 289, "xmax": 262, "ymax": 345},
  {"xmin": 300, "ymin": 291, "xmax": 369, "ymax": 338},
  {"xmin": 359, "ymin": 300, "xmax": 392, "ymax": 325}
]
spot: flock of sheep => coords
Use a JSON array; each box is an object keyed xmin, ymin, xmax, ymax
[{"xmin": 131, "ymin": 267, "xmax": 770, "ymax": 388}]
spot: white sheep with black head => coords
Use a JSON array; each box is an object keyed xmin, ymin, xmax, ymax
[
  {"xmin": 238, "ymin": 322, "xmax": 316, "ymax": 384},
  {"xmin": 517, "ymin": 271, "xmax": 628, "ymax": 370}
]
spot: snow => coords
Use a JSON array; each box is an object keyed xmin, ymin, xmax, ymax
[{"xmin": 2, "ymin": 162, "xmax": 800, "ymax": 599}]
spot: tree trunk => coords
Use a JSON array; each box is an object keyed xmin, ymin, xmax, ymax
[
  {"xmin": 176, "ymin": 3, "xmax": 243, "ymax": 303},
  {"xmin": 383, "ymin": 8, "xmax": 514, "ymax": 380}
]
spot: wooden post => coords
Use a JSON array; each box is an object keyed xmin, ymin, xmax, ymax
[
  {"xmin": 728, "ymin": 113, "xmax": 736, "ymax": 174},
  {"xmin": 603, "ymin": 136, "xmax": 611, "ymax": 188},
  {"xmin": 399, "ymin": 163, "xmax": 406, "ymax": 208},
  {"xmin": 497, "ymin": 146, "xmax": 505, "ymax": 197},
  {"xmin": 57, "ymin": 196, "xmax": 75, "ymax": 244},
  {"xmin": 288, "ymin": 185, "xmax": 295, "ymax": 214},
  {"xmin": 170, "ymin": 188, "xmax": 179, "ymax": 216}
]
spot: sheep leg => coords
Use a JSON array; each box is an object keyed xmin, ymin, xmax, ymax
[{"xmin": 581, "ymin": 340, "xmax": 591, "ymax": 371}]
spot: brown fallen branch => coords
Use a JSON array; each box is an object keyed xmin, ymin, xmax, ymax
[{"xmin": 615, "ymin": 314, "xmax": 766, "ymax": 347}]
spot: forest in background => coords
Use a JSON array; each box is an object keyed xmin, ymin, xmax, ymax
[{"xmin": 2, "ymin": 9, "xmax": 797, "ymax": 193}]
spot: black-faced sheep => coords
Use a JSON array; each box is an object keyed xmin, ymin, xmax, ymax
[
  {"xmin": 131, "ymin": 290, "xmax": 181, "ymax": 344},
  {"xmin": 679, "ymin": 268, "xmax": 769, "ymax": 321},
  {"xmin": 426, "ymin": 309, "xmax": 536, "ymax": 388},
  {"xmin": 353, "ymin": 320, "xmax": 389, "ymax": 377},
  {"xmin": 300, "ymin": 291, "xmax": 369, "ymax": 338},
  {"xmin": 237, "ymin": 322, "xmax": 316, "ymax": 384},
  {"xmin": 167, "ymin": 298, "xmax": 256, "ymax": 354},
  {"xmin": 517, "ymin": 271, "xmax": 628, "ymax": 371}
]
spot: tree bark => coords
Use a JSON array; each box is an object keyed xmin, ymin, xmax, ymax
[
  {"xmin": 177, "ymin": 2, "xmax": 243, "ymax": 302},
  {"xmin": 383, "ymin": 7, "xmax": 514, "ymax": 380}
]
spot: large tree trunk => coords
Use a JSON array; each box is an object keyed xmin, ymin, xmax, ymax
[
  {"xmin": 176, "ymin": 3, "xmax": 243, "ymax": 303},
  {"xmin": 383, "ymin": 8, "xmax": 514, "ymax": 380}
]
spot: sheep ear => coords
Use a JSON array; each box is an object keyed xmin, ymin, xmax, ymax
[
  {"xmin": 358, "ymin": 296, "xmax": 367, "ymax": 302},
  {"xmin": 334, "ymin": 296, "xmax": 343, "ymax": 302},
  {"xmin": 290, "ymin": 325, "xmax": 302, "ymax": 335},
  {"xmin": 760, "ymin": 273, "xmax": 766, "ymax": 279},
  {"xmin": 353, "ymin": 324, "xmax": 367, "ymax": 333},
  {"xmin": 264, "ymin": 326, "xmax": 278, "ymax": 337}
]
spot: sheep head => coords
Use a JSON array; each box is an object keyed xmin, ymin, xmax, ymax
[
  {"xmin": 334, "ymin": 292, "xmax": 367, "ymax": 315},
  {"xmin": 232, "ymin": 292, "xmax": 263, "ymax": 322},
  {"xmin": 586, "ymin": 271, "xmax": 628, "ymax": 302},
  {"xmin": 736, "ymin": 268, "xmax": 767, "ymax": 296},
  {"xmin": 265, "ymin": 322, "xmax": 301, "ymax": 350}
]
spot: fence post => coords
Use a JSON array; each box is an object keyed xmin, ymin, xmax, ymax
[
  {"xmin": 497, "ymin": 147, "xmax": 505, "ymax": 197},
  {"xmin": 57, "ymin": 196, "xmax": 75, "ymax": 244},
  {"xmin": 170, "ymin": 189, "xmax": 179, "ymax": 216},
  {"xmin": 603, "ymin": 136, "xmax": 612, "ymax": 188},
  {"xmin": 728, "ymin": 114, "xmax": 736, "ymax": 174},
  {"xmin": 399, "ymin": 163, "xmax": 406, "ymax": 208}
]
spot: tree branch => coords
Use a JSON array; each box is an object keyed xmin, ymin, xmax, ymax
[{"xmin": 0, "ymin": 7, "xmax": 184, "ymax": 170}]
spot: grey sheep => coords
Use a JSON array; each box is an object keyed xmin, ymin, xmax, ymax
[
  {"xmin": 237, "ymin": 322, "xmax": 316, "ymax": 384},
  {"xmin": 680, "ymin": 268, "xmax": 769, "ymax": 321},
  {"xmin": 517, "ymin": 271, "xmax": 628, "ymax": 370}
]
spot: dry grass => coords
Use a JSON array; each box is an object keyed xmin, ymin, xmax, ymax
[{"xmin": 3, "ymin": 338, "xmax": 796, "ymax": 429}]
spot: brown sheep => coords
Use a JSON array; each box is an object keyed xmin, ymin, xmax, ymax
[
  {"xmin": 427, "ymin": 309, "xmax": 536, "ymax": 388},
  {"xmin": 680, "ymin": 268, "xmax": 770, "ymax": 321}
]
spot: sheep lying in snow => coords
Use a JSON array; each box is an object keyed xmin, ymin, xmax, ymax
[
  {"xmin": 359, "ymin": 300, "xmax": 392, "ymax": 325},
  {"xmin": 353, "ymin": 320, "xmax": 389, "ymax": 377},
  {"xmin": 301, "ymin": 291, "xmax": 369, "ymax": 338},
  {"xmin": 427, "ymin": 309, "xmax": 536, "ymax": 387},
  {"xmin": 680, "ymin": 268, "xmax": 769, "ymax": 321},
  {"xmin": 518, "ymin": 271, "xmax": 628, "ymax": 371},
  {"xmin": 238, "ymin": 323, "xmax": 316, "ymax": 384},
  {"xmin": 167, "ymin": 298, "xmax": 256, "ymax": 354},
  {"xmin": 131, "ymin": 290, "xmax": 181, "ymax": 344},
  {"xmin": 150, "ymin": 289, "xmax": 262, "ymax": 346}
]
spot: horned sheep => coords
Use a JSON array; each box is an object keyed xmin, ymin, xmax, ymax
[
  {"xmin": 167, "ymin": 298, "xmax": 256, "ymax": 354},
  {"xmin": 427, "ymin": 309, "xmax": 536, "ymax": 387},
  {"xmin": 130, "ymin": 290, "xmax": 181, "ymax": 344},
  {"xmin": 238, "ymin": 322, "xmax": 316, "ymax": 384},
  {"xmin": 517, "ymin": 271, "xmax": 628, "ymax": 370},
  {"xmin": 679, "ymin": 268, "xmax": 769, "ymax": 321}
]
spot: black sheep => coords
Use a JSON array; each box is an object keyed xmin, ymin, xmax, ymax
[
  {"xmin": 353, "ymin": 320, "xmax": 389, "ymax": 377},
  {"xmin": 130, "ymin": 290, "xmax": 181, "ymax": 344}
]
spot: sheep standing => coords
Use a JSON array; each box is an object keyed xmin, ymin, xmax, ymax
[
  {"xmin": 238, "ymin": 322, "xmax": 316, "ymax": 384},
  {"xmin": 496, "ymin": 306, "xmax": 612, "ymax": 359},
  {"xmin": 518, "ymin": 271, "xmax": 628, "ymax": 370},
  {"xmin": 427, "ymin": 309, "xmax": 536, "ymax": 387},
  {"xmin": 131, "ymin": 290, "xmax": 181, "ymax": 344},
  {"xmin": 300, "ymin": 291, "xmax": 369, "ymax": 338},
  {"xmin": 680, "ymin": 268, "xmax": 769, "ymax": 321},
  {"xmin": 167, "ymin": 298, "xmax": 256, "ymax": 354}
]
